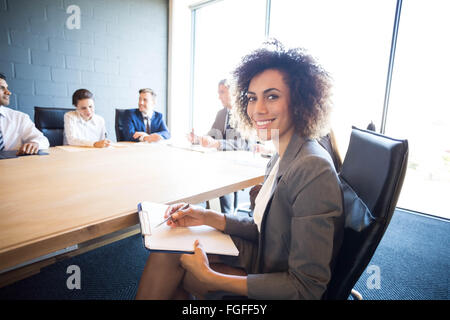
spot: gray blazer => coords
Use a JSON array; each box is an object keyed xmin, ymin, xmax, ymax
[
  {"xmin": 224, "ymin": 131, "xmax": 344, "ymax": 299},
  {"xmin": 207, "ymin": 107, "xmax": 250, "ymax": 151}
]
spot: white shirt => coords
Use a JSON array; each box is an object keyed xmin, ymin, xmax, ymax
[
  {"xmin": 253, "ymin": 157, "xmax": 280, "ymax": 232},
  {"xmin": 63, "ymin": 111, "xmax": 107, "ymax": 147},
  {"xmin": 0, "ymin": 105, "xmax": 50, "ymax": 151}
]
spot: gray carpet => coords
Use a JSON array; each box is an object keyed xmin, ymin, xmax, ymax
[{"xmin": 352, "ymin": 209, "xmax": 449, "ymax": 300}]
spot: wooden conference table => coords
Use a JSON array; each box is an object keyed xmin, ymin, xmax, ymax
[{"xmin": 0, "ymin": 142, "xmax": 267, "ymax": 277}]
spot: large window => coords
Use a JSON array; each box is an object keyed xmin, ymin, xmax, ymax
[
  {"xmin": 191, "ymin": 0, "xmax": 266, "ymax": 134},
  {"xmin": 385, "ymin": 0, "xmax": 450, "ymax": 219},
  {"xmin": 270, "ymin": 0, "xmax": 397, "ymax": 153},
  {"xmin": 180, "ymin": 0, "xmax": 450, "ymax": 219}
]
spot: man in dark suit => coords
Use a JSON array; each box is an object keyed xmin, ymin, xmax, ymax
[
  {"xmin": 122, "ymin": 88, "xmax": 170, "ymax": 142},
  {"xmin": 188, "ymin": 79, "xmax": 250, "ymax": 213},
  {"xmin": 188, "ymin": 79, "xmax": 249, "ymax": 151}
]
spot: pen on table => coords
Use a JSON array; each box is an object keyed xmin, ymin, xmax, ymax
[{"xmin": 154, "ymin": 203, "xmax": 190, "ymax": 228}]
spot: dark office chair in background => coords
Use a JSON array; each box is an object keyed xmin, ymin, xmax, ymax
[
  {"xmin": 367, "ymin": 121, "xmax": 376, "ymax": 132},
  {"xmin": 325, "ymin": 127, "xmax": 409, "ymax": 300},
  {"xmin": 115, "ymin": 108, "xmax": 129, "ymax": 142},
  {"xmin": 34, "ymin": 106, "xmax": 74, "ymax": 146}
]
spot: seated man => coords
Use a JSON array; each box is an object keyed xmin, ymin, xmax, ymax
[
  {"xmin": 188, "ymin": 79, "xmax": 250, "ymax": 151},
  {"xmin": 122, "ymin": 88, "xmax": 170, "ymax": 142},
  {"xmin": 0, "ymin": 72, "xmax": 49, "ymax": 154},
  {"xmin": 64, "ymin": 89, "xmax": 111, "ymax": 148},
  {"xmin": 188, "ymin": 79, "xmax": 251, "ymax": 213}
]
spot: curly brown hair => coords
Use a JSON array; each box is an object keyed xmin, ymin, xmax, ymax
[{"xmin": 232, "ymin": 39, "xmax": 332, "ymax": 139}]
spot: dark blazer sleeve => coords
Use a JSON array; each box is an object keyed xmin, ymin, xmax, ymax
[
  {"xmin": 224, "ymin": 214, "xmax": 259, "ymax": 242},
  {"xmin": 151, "ymin": 112, "xmax": 171, "ymax": 139},
  {"xmin": 122, "ymin": 110, "xmax": 139, "ymax": 142}
]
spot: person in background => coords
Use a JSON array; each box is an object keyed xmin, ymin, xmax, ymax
[
  {"xmin": 135, "ymin": 39, "xmax": 344, "ymax": 300},
  {"xmin": 0, "ymin": 72, "xmax": 49, "ymax": 154},
  {"xmin": 188, "ymin": 79, "xmax": 251, "ymax": 213},
  {"xmin": 122, "ymin": 88, "xmax": 170, "ymax": 142},
  {"xmin": 188, "ymin": 79, "xmax": 249, "ymax": 151},
  {"xmin": 64, "ymin": 89, "xmax": 110, "ymax": 148}
]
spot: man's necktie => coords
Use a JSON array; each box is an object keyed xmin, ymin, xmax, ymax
[
  {"xmin": 0, "ymin": 129, "xmax": 5, "ymax": 151},
  {"xmin": 144, "ymin": 116, "xmax": 150, "ymax": 134},
  {"xmin": 225, "ymin": 111, "xmax": 232, "ymax": 130}
]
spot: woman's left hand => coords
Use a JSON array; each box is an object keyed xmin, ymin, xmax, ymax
[{"xmin": 180, "ymin": 240, "xmax": 213, "ymax": 284}]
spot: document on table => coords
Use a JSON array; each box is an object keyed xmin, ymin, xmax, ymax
[
  {"xmin": 0, "ymin": 150, "xmax": 49, "ymax": 159},
  {"xmin": 56, "ymin": 143, "xmax": 128, "ymax": 152},
  {"xmin": 138, "ymin": 202, "xmax": 239, "ymax": 256},
  {"xmin": 56, "ymin": 145, "xmax": 95, "ymax": 152},
  {"xmin": 164, "ymin": 138, "xmax": 217, "ymax": 153}
]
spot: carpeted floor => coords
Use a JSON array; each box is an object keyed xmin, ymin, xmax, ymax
[
  {"xmin": 0, "ymin": 208, "xmax": 448, "ymax": 300},
  {"xmin": 352, "ymin": 209, "xmax": 449, "ymax": 300}
]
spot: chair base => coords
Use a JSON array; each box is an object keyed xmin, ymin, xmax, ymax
[{"xmin": 350, "ymin": 289, "xmax": 363, "ymax": 300}]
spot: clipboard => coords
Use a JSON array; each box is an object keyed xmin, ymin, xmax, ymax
[{"xmin": 137, "ymin": 202, "xmax": 239, "ymax": 256}]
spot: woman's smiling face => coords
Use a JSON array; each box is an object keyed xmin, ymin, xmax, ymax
[{"xmin": 246, "ymin": 68, "xmax": 294, "ymax": 142}]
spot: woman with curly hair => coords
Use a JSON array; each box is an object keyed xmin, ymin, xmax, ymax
[{"xmin": 135, "ymin": 40, "xmax": 344, "ymax": 300}]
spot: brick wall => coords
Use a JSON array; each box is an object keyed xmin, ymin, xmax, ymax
[{"xmin": 0, "ymin": 0, "xmax": 168, "ymax": 141}]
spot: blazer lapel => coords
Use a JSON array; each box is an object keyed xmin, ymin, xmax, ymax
[
  {"xmin": 262, "ymin": 131, "xmax": 308, "ymax": 201},
  {"xmin": 134, "ymin": 109, "xmax": 143, "ymax": 131},
  {"xmin": 148, "ymin": 111, "xmax": 156, "ymax": 133},
  {"xmin": 256, "ymin": 131, "xmax": 309, "ymax": 271},
  {"xmin": 276, "ymin": 131, "xmax": 307, "ymax": 180}
]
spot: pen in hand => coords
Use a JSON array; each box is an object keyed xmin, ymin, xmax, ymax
[{"xmin": 154, "ymin": 203, "xmax": 190, "ymax": 228}]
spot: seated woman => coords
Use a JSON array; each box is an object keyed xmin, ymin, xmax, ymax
[
  {"xmin": 135, "ymin": 40, "xmax": 344, "ymax": 300},
  {"xmin": 64, "ymin": 89, "xmax": 111, "ymax": 148}
]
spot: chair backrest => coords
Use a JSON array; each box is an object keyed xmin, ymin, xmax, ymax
[
  {"xmin": 318, "ymin": 130, "xmax": 343, "ymax": 172},
  {"xmin": 34, "ymin": 106, "xmax": 74, "ymax": 147},
  {"xmin": 115, "ymin": 109, "xmax": 129, "ymax": 142},
  {"xmin": 325, "ymin": 127, "xmax": 409, "ymax": 299}
]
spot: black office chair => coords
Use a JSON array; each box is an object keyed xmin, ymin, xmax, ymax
[
  {"xmin": 115, "ymin": 108, "xmax": 130, "ymax": 142},
  {"xmin": 34, "ymin": 106, "xmax": 74, "ymax": 147},
  {"xmin": 325, "ymin": 127, "xmax": 409, "ymax": 300},
  {"xmin": 367, "ymin": 121, "xmax": 376, "ymax": 132}
]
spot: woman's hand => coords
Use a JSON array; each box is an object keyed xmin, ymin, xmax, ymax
[
  {"xmin": 181, "ymin": 240, "xmax": 248, "ymax": 296},
  {"xmin": 93, "ymin": 139, "xmax": 111, "ymax": 148},
  {"xmin": 180, "ymin": 240, "xmax": 213, "ymax": 284},
  {"xmin": 165, "ymin": 203, "xmax": 208, "ymax": 228}
]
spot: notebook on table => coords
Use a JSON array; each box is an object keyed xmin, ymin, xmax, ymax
[
  {"xmin": 138, "ymin": 202, "xmax": 239, "ymax": 256},
  {"xmin": 0, "ymin": 150, "xmax": 49, "ymax": 159}
]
